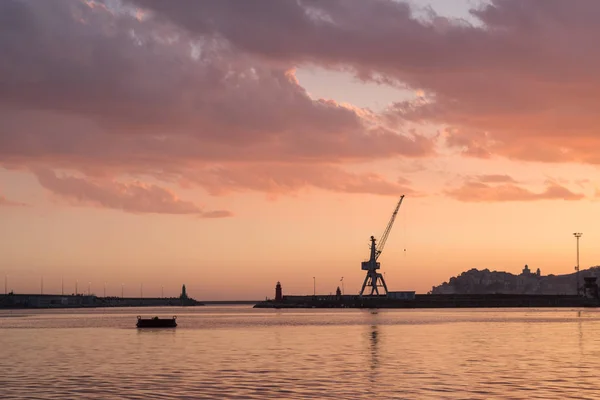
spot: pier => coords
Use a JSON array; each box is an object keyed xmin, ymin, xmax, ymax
[{"xmin": 254, "ymin": 293, "xmax": 600, "ymax": 309}]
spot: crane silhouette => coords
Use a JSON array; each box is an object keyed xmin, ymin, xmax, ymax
[{"xmin": 359, "ymin": 195, "xmax": 405, "ymax": 297}]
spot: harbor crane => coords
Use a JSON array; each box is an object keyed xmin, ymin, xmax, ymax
[{"xmin": 359, "ymin": 195, "xmax": 405, "ymax": 297}]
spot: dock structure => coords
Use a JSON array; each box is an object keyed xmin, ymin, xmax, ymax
[
  {"xmin": 254, "ymin": 292, "xmax": 600, "ymax": 309},
  {"xmin": 254, "ymin": 276, "xmax": 600, "ymax": 309}
]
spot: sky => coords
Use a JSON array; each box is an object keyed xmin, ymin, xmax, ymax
[{"xmin": 2, "ymin": 0, "xmax": 600, "ymax": 300}]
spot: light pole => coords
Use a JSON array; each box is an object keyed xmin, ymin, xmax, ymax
[
  {"xmin": 121, "ymin": 283, "xmax": 124, "ymax": 298},
  {"xmin": 140, "ymin": 283, "xmax": 143, "ymax": 298},
  {"xmin": 41, "ymin": 276, "xmax": 43, "ymax": 295},
  {"xmin": 103, "ymin": 282, "xmax": 106, "ymax": 298},
  {"xmin": 88, "ymin": 282, "xmax": 91, "ymax": 296},
  {"xmin": 313, "ymin": 277, "xmax": 316, "ymax": 296},
  {"xmin": 161, "ymin": 285, "xmax": 164, "ymax": 298},
  {"xmin": 76, "ymin": 280, "xmax": 78, "ymax": 295},
  {"xmin": 4, "ymin": 274, "xmax": 7, "ymax": 295},
  {"xmin": 574, "ymin": 233, "xmax": 582, "ymax": 295},
  {"xmin": 340, "ymin": 277, "xmax": 344, "ymax": 295},
  {"xmin": 61, "ymin": 276, "xmax": 64, "ymax": 295}
]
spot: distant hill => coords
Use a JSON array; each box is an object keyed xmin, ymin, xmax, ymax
[{"xmin": 431, "ymin": 265, "xmax": 600, "ymax": 295}]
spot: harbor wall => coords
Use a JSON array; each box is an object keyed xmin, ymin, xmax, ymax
[
  {"xmin": 0, "ymin": 294, "xmax": 203, "ymax": 309},
  {"xmin": 254, "ymin": 293, "xmax": 600, "ymax": 308}
]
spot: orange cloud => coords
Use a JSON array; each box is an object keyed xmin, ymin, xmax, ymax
[
  {"xmin": 185, "ymin": 164, "xmax": 416, "ymax": 196},
  {"xmin": 473, "ymin": 174, "xmax": 517, "ymax": 184},
  {"xmin": 445, "ymin": 176, "xmax": 585, "ymax": 202},
  {"xmin": 0, "ymin": 194, "xmax": 27, "ymax": 207},
  {"xmin": 34, "ymin": 169, "xmax": 231, "ymax": 217},
  {"xmin": 10, "ymin": 0, "xmax": 600, "ymax": 207},
  {"xmin": 129, "ymin": 0, "xmax": 600, "ymax": 164}
]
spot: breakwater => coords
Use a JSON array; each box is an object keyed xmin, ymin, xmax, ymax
[
  {"xmin": 254, "ymin": 293, "xmax": 600, "ymax": 309},
  {"xmin": 0, "ymin": 294, "xmax": 203, "ymax": 309}
]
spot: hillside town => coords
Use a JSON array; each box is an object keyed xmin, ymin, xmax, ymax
[{"xmin": 431, "ymin": 265, "xmax": 600, "ymax": 295}]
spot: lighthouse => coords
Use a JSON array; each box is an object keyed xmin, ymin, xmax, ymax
[
  {"xmin": 180, "ymin": 284, "xmax": 188, "ymax": 300},
  {"xmin": 275, "ymin": 282, "xmax": 282, "ymax": 302}
]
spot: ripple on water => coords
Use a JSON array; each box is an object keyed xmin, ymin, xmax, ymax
[{"xmin": 2, "ymin": 307, "xmax": 600, "ymax": 399}]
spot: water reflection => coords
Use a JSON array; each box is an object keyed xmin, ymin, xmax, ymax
[
  {"xmin": 136, "ymin": 328, "xmax": 177, "ymax": 335},
  {"xmin": 577, "ymin": 310, "xmax": 583, "ymax": 355},
  {"xmin": 366, "ymin": 309, "xmax": 380, "ymax": 381},
  {"xmin": 3, "ymin": 307, "xmax": 600, "ymax": 399},
  {"xmin": 369, "ymin": 325, "xmax": 379, "ymax": 372}
]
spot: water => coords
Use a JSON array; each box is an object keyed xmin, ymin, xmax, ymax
[{"xmin": 2, "ymin": 306, "xmax": 600, "ymax": 399}]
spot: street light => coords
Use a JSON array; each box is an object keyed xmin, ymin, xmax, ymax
[
  {"xmin": 340, "ymin": 277, "xmax": 344, "ymax": 295},
  {"xmin": 574, "ymin": 232, "xmax": 582, "ymax": 295},
  {"xmin": 313, "ymin": 277, "xmax": 316, "ymax": 296}
]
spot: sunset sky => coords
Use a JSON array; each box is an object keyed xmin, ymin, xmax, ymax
[{"xmin": 2, "ymin": 0, "xmax": 600, "ymax": 300}]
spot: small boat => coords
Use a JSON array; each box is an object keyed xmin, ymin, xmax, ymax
[{"xmin": 136, "ymin": 316, "xmax": 177, "ymax": 328}]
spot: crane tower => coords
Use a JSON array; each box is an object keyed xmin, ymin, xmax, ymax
[{"xmin": 359, "ymin": 195, "xmax": 405, "ymax": 297}]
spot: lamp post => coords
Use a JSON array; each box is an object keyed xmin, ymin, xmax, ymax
[
  {"xmin": 341, "ymin": 277, "xmax": 344, "ymax": 295},
  {"xmin": 574, "ymin": 232, "xmax": 582, "ymax": 295},
  {"xmin": 121, "ymin": 283, "xmax": 124, "ymax": 298},
  {"xmin": 4, "ymin": 274, "xmax": 7, "ymax": 295},
  {"xmin": 313, "ymin": 277, "xmax": 316, "ymax": 296}
]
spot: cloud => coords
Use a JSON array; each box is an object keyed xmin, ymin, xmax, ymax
[
  {"xmin": 0, "ymin": 0, "xmax": 430, "ymax": 202},
  {"xmin": 9, "ymin": 0, "xmax": 600, "ymax": 209},
  {"xmin": 130, "ymin": 0, "xmax": 600, "ymax": 164},
  {"xmin": 445, "ymin": 176, "xmax": 585, "ymax": 202},
  {"xmin": 185, "ymin": 164, "xmax": 415, "ymax": 196},
  {"xmin": 34, "ymin": 168, "xmax": 232, "ymax": 217},
  {"xmin": 0, "ymin": 194, "xmax": 28, "ymax": 207},
  {"xmin": 472, "ymin": 174, "xmax": 517, "ymax": 184}
]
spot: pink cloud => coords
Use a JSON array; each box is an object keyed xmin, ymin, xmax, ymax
[
  {"xmin": 0, "ymin": 0, "xmax": 432, "ymax": 200},
  {"xmin": 130, "ymin": 0, "xmax": 600, "ymax": 164},
  {"xmin": 16, "ymin": 0, "xmax": 600, "ymax": 204},
  {"xmin": 445, "ymin": 175, "xmax": 585, "ymax": 202},
  {"xmin": 185, "ymin": 164, "xmax": 416, "ymax": 196},
  {"xmin": 34, "ymin": 168, "xmax": 231, "ymax": 217}
]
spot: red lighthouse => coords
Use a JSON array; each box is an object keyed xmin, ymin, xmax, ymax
[{"xmin": 275, "ymin": 281, "xmax": 283, "ymax": 302}]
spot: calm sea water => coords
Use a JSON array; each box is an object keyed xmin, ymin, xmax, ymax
[{"xmin": 1, "ymin": 306, "xmax": 600, "ymax": 399}]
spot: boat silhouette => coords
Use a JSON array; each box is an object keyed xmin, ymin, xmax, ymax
[{"xmin": 136, "ymin": 316, "xmax": 177, "ymax": 328}]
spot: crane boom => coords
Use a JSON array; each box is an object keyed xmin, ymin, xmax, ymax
[{"xmin": 375, "ymin": 195, "xmax": 404, "ymax": 260}]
